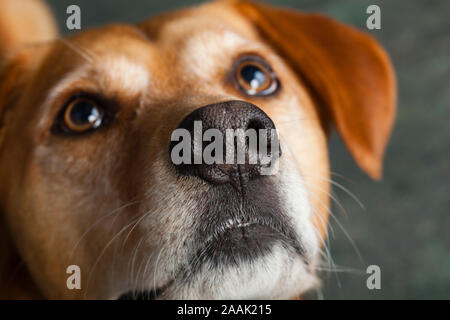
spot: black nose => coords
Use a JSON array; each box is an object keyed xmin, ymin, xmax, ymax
[{"xmin": 169, "ymin": 100, "xmax": 281, "ymax": 191}]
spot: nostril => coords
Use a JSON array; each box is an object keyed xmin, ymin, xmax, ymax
[
  {"xmin": 246, "ymin": 117, "xmax": 275, "ymax": 152},
  {"xmin": 246, "ymin": 119, "xmax": 266, "ymax": 132}
]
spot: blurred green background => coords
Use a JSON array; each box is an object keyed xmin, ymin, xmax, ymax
[{"xmin": 46, "ymin": 0, "xmax": 450, "ymax": 299}]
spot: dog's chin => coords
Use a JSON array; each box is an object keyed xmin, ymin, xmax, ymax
[
  {"xmin": 170, "ymin": 244, "xmax": 317, "ymax": 299},
  {"xmin": 119, "ymin": 239, "xmax": 318, "ymax": 300}
]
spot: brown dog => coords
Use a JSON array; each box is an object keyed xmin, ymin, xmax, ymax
[{"xmin": 0, "ymin": 0, "xmax": 395, "ymax": 299}]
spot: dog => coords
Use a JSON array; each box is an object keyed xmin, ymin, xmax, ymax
[{"xmin": 0, "ymin": 0, "xmax": 396, "ymax": 299}]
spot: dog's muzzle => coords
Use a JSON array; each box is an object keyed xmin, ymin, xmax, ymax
[
  {"xmin": 168, "ymin": 100, "xmax": 301, "ymax": 266},
  {"xmin": 119, "ymin": 101, "xmax": 306, "ymax": 299}
]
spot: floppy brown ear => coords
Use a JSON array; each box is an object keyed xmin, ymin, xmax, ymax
[
  {"xmin": 232, "ymin": 0, "xmax": 396, "ymax": 179},
  {"xmin": 0, "ymin": 0, "xmax": 57, "ymax": 52},
  {"xmin": 0, "ymin": 0, "xmax": 58, "ymax": 148}
]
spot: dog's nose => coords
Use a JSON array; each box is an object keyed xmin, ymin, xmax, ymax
[{"xmin": 169, "ymin": 100, "xmax": 281, "ymax": 191}]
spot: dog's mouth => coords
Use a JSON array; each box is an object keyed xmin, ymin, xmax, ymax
[
  {"xmin": 205, "ymin": 219, "xmax": 284, "ymax": 250},
  {"xmin": 189, "ymin": 217, "xmax": 302, "ymax": 269},
  {"xmin": 117, "ymin": 218, "xmax": 303, "ymax": 300},
  {"xmin": 117, "ymin": 178, "xmax": 306, "ymax": 300}
]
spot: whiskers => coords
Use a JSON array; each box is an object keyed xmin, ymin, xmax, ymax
[
  {"xmin": 58, "ymin": 37, "xmax": 97, "ymax": 63},
  {"xmin": 306, "ymin": 177, "xmax": 367, "ymax": 295},
  {"xmin": 280, "ymin": 139, "xmax": 367, "ymax": 297}
]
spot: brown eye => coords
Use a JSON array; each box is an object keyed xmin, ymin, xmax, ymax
[
  {"xmin": 234, "ymin": 56, "xmax": 279, "ymax": 96},
  {"xmin": 62, "ymin": 98, "xmax": 104, "ymax": 133}
]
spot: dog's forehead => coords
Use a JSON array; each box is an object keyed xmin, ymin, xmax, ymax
[
  {"xmin": 41, "ymin": 5, "xmax": 263, "ymax": 105},
  {"xmin": 68, "ymin": 2, "xmax": 257, "ymax": 62},
  {"xmin": 136, "ymin": 3, "xmax": 261, "ymax": 71},
  {"xmin": 138, "ymin": 1, "xmax": 258, "ymax": 43}
]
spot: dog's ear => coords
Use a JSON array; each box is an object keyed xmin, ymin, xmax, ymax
[
  {"xmin": 0, "ymin": 0, "xmax": 58, "ymax": 52},
  {"xmin": 232, "ymin": 0, "xmax": 396, "ymax": 179},
  {"xmin": 0, "ymin": 0, "xmax": 58, "ymax": 148}
]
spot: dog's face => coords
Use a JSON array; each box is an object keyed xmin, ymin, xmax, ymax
[{"xmin": 0, "ymin": 0, "xmax": 395, "ymax": 299}]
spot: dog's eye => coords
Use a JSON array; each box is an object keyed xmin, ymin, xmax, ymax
[
  {"xmin": 59, "ymin": 97, "xmax": 104, "ymax": 133},
  {"xmin": 234, "ymin": 56, "xmax": 279, "ymax": 96}
]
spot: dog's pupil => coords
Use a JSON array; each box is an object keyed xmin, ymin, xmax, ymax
[
  {"xmin": 70, "ymin": 101, "xmax": 101, "ymax": 127},
  {"xmin": 241, "ymin": 65, "xmax": 266, "ymax": 89}
]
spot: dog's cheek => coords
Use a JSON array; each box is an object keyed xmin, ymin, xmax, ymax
[
  {"xmin": 265, "ymin": 79, "xmax": 331, "ymax": 243},
  {"xmin": 2, "ymin": 130, "xmax": 135, "ymax": 298}
]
